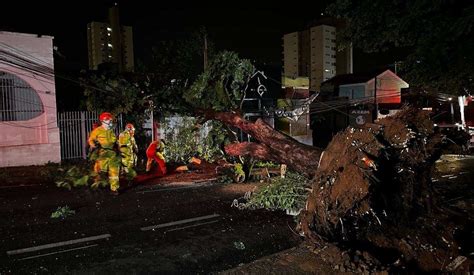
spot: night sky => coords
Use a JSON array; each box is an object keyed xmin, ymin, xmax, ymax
[
  {"xmin": 1, "ymin": 1, "xmax": 331, "ymax": 69},
  {"xmin": 1, "ymin": 0, "xmax": 404, "ymax": 109}
]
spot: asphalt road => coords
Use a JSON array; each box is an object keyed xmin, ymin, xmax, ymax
[{"xmin": 0, "ymin": 179, "xmax": 301, "ymax": 274}]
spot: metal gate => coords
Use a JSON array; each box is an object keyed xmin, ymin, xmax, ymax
[{"xmin": 57, "ymin": 111, "xmax": 123, "ymax": 160}]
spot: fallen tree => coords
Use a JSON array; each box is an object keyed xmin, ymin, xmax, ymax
[
  {"xmin": 297, "ymin": 108, "xmax": 443, "ymax": 242},
  {"xmin": 202, "ymin": 110, "xmax": 322, "ymax": 178},
  {"xmin": 210, "ymin": 104, "xmax": 471, "ymax": 271},
  {"xmin": 84, "ymin": 49, "xmax": 468, "ymax": 271},
  {"xmin": 185, "ymin": 51, "xmax": 474, "ymax": 271},
  {"xmin": 211, "ymin": 106, "xmax": 443, "ymax": 239}
]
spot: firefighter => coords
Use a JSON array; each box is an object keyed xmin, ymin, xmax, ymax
[
  {"xmin": 88, "ymin": 112, "xmax": 121, "ymax": 195},
  {"xmin": 119, "ymin": 123, "xmax": 138, "ymax": 180},
  {"xmin": 146, "ymin": 137, "xmax": 167, "ymax": 176},
  {"xmin": 87, "ymin": 121, "xmax": 101, "ymax": 162}
]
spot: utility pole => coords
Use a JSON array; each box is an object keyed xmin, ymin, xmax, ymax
[
  {"xmin": 373, "ymin": 76, "xmax": 378, "ymax": 122},
  {"xmin": 203, "ymin": 32, "xmax": 208, "ymax": 71}
]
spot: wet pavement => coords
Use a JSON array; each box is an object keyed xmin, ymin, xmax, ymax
[
  {"xmin": 0, "ymin": 179, "xmax": 301, "ymax": 274},
  {"xmin": 0, "ymin": 154, "xmax": 472, "ymax": 273}
]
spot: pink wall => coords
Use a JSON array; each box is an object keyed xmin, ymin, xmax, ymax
[{"xmin": 0, "ymin": 32, "xmax": 60, "ymax": 167}]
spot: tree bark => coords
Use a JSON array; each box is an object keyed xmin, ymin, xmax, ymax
[{"xmin": 205, "ymin": 110, "xmax": 322, "ymax": 178}]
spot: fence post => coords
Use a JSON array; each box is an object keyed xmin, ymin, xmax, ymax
[{"xmin": 81, "ymin": 111, "xmax": 87, "ymax": 159}]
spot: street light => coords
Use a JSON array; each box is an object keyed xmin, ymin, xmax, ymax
[{"xmin": 448, "ymin": 97, "xmax": 454, "ymax": 124}]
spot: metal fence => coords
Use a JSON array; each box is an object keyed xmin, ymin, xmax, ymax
[{"xmin": 57, "ymin": 111, "xmax": 123, "ymax": 160}]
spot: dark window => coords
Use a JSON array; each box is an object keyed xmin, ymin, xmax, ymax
[{"xmin": 0, "ymin": 71, "xmax": 44, "ymax": 121}]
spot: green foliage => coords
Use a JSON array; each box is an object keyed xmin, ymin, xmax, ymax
[
  {"xmin": 81, "ymin": 71, "xmax": 150, "ymax": 154},
  {"xmin": 162, "ymin": 117, "xmax": 229, "ymax": 164},
  {"xmin": 82, "ymin": 74, "xmax": 147, "ymax": 115},
  {"xmin": 51, "ymin": 206, "xmax": 75, "ymax": 219},
  {"xmin": 162, "ymin": 116, "xmax": 199, "ymax": 164},
  {"xmin": 55, "ymin": 165, "xmax": 91, "ymax": 190},
  {"xmin": 242, "ymin": 172, "xmax": 310, "ymax": 211},
  {"xmin": 233, "ymin": 163, "xmax": 246, "ymax": 183},
  {"xmin": 254, "ymin": 161, "xmax": 279, "ymax": 168},
  {"xmin": 135, "ymin": 27, "xmax": 215, "ymax": 116},
  {"xmin": 217, "ymin": 163, "xmax": 246, "ymax": 183},
  {"xmin": 81, "ymin": 71, "xmax": 151, "ymax": 161},
  {"xmin": 82, "ymin": 50, "xmax": 256, "ymax": 136},
  {"xmin": 327, "ymin": 0, "xmax": 474, "ymax": 94},
  {"xmin": 138, "ymin": 28, "xmax": 214, "ymax": 86},
  {"xmin": 196, "ymin": 120, "xmax": 228, "ymax": 162},
  {"xmin": 184, "ymin": 51, "xmax": 255, "ymax": 111}
]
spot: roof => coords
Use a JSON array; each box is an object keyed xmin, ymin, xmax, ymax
[
  {"xmin": 0, "ymin": 31, "xmax": 54, "ymax": 39},
  {"xmin": 322, "ymin": 69, "xmax": 403, "ymax": 87}
]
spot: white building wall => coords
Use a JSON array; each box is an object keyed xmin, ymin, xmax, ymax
[{"xmin": 310, "ymin": 25, "xmax": 336, "ymax": 92}]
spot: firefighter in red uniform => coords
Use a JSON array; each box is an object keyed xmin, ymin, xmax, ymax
[{"xmin": 146, "ymin": 137, "xmax": 167, "ymax": 176}]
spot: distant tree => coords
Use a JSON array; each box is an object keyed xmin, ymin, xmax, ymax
[
  {"xmin": 136, "ymin": 27, "xmax": 215, "ymax": 115},
  {"xmin": 82, "ymin": 72, "xmax": 145, "ymax": 116},
  {"xmin": 82, "ymin": 28, "xmax": 213, "ymax": 117},
  {"xmin": 327, "ymin": 0, "xmax": 474, "ymax": 94}
]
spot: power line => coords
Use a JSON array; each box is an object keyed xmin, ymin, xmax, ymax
[{"xmin": 0, "ymin": 46, "xmax": 117, "ymax": 95}]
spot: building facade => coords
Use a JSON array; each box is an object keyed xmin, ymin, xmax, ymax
[
  {"xmin": 311, "ymin": 69, "xmax": 409, "ymax": 147},
  {"xmin": 0, "ymin": 32, "xmax": 61, "ymax": 167},
  {"xmin": 283, "ymin": 24, "xmax": 352, "ymax": 92},
  {"xmin": 87, "ymin": 6, "xmax": 134, "ymax": 72}
]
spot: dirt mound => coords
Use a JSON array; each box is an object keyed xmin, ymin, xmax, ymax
[
  {"xmin": 298, "ymin": 107, "xmax": 471, "ymax": 271},
  {"xmin": 135, "ymin": 161, "xmax": 219, "ymax": 185}
]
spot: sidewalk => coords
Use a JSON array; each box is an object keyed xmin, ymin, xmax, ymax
[
  {"xmin": 221, "ymin": 244, "xmax": 327, "ymax": 274},
  {"xmin": 220, "ymin": 242, "xmax": 391, "ymax": 274}
]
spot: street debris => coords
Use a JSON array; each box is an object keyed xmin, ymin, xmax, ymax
[
  {"xmin": 233, "ymin": 241, "xmax": 246, "ymax": 250},
  {"xmin": 445, "ymin": 256, "xmax": 468, "ymax": 271},
  {"xmin": 50, "ymin": 206, "xmax": 75, "ymax": 219}
]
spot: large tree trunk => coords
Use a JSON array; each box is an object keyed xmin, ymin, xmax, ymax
[{"xmin": 207, "ymin": 110, "xmax": 322, "ymax": 178}]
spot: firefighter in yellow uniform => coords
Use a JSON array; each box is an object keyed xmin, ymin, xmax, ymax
[
  {"xmin": 119, "ymin": 123, "xmax": 138, "ymax": 180},
  {"xmin": 88, "ymin": 112, "xmax": 121, "ymax": 195}
]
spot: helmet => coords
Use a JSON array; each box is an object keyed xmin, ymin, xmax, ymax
[
  {"xmin": 99, "ymin": 112, "xmax": 113, "ymax": 122},
  {"xmin": 125, "ymin": 123, "xmax": 135, "ymax": 131},
  {"xmin": 99, "ymin": 112, "xmax": 114, "ymax": 130}
]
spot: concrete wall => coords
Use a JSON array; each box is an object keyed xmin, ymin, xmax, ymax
[
  {"xmin": 283, "ymin": 32, "xmax": 299, "ymax": 78},
  {"xmin": 339, "ymin": 83, "xmax": 366, "ymax": 99},
  {"xmin": 310, "ymin": 25, "xmax": 336, "ymax": 92},
  {"xmin": 0, "ymin": 31, "xmax": 60, "ymax": 167}
]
